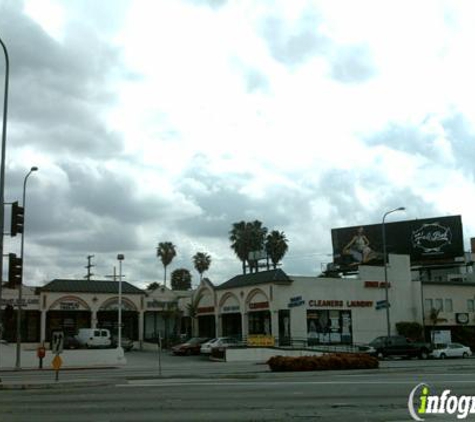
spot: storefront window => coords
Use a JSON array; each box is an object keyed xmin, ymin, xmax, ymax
[
  {"xmin": 248, "ymin": 311, "xmax": 271, "ymax": 335},
  {"xmin": 307, "ymin": 310, "xmax": 352, "ymax": 345}
]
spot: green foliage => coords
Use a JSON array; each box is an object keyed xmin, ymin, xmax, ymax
[
  {"xmin": 171, "ymin": 268, "xmax": 192, "ymax": 290},
  {"xmin": 193, "ymin": 252, "xmax": 212, "ymax": 281},
  {"xmin": 267, "ymin": 353, "xmax": 379, "ymax": 372},
  {"xmin": 265, "ymin": 230, "xmax": 289, "ymax": 269},
  {"xmin": 156, "ymin": 241, "xmax": 177, "ymax": 287},
  {"xmin": 396, "ymin": 321, "xmax": 424, "ymax": 341},
  {"xmin": 451, "ymin": 326, "xmax": 475, "ymax": 351},
  {"xmin": 229, "ymin": 220, "xmax": 268, "ymax": 274},
  {"xmin": 147, "ymin": 282, "xmax": 160, "ymax": 291}
]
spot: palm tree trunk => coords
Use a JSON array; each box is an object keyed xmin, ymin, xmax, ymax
[{"xmin": 164, "ymin": 265, "xmax": 167, "ymax": 289}]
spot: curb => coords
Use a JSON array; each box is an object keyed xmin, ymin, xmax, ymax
[{"xmin": 0, "ymin": 380, "xmax": 116, "ymax": 391}]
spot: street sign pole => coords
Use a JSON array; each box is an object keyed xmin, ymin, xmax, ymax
[{"xmin": 157, "ymin": 332, "xmax": 162, "ymax": 377}]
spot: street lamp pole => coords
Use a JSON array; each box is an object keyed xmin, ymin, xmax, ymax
[
  {"xmin": 15, "ymin": 166, "xmax": 38, "ymax": 369},
  {"xmin": 382, "ymin": 206, "xmax": 405, "ymax": 338},
  {"xmin": 0, "ymin": 36, "xmax": 10, "ymax": 354},
  {"xmin": 117, "ymin": 254, "xmax": 124, "ymax": 351}
]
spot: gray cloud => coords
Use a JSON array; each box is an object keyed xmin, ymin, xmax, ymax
[
  {"xmin": 0, "ymin": 2, "xmax": 125, "ymax": 158},
  {"xmin": 260, "ymin": 11, "xmax": 329, "ymax": 66},
  {"xmin": 330, "ymin": 44, "xmax": 376, "ymax": 83},
  {"xmin": 365, "ymin": 112, "xmax": 475, "ymax": 177}
]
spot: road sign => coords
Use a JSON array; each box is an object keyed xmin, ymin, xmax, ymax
[
  {"xmin": 51, "ymin": 331, "xmax": 64, "ymax": 354},
  {"xmin": 375, "ymin": 300, "xmax": 390, "ymax": 310},
  {"xmin": 52, "ymin": 354, "xmax": 62, "ymax": 371}
]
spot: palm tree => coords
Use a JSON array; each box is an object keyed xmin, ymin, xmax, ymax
[
  {"xmin": 171, "ymin": 268, "xmax": 192, "ymax": 290},
  {"xmin": 186, "ymin": 292, "xmax": 203, "ymax": 337},
  {"xmin": 156, "ymin": 241, "xmax": 177, "ymax": 289},
  {"xmin": 229, "ymin": 220, "xmax": 267, "ymax": 274},
  {"xmin": 265, "ymin": 230, "xmax": 289, "ymax": 269},
  {"xmin": 193, "ymin": 252, "xmax": 212, "ymax": 281}
]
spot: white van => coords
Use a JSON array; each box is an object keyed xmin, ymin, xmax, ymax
[{"xmin": 75, "ymin": 328, "xmax": 111, "ymax": 348}]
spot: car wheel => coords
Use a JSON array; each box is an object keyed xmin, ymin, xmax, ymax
[
  {"xmin": 440, "ymin": 353, "xmax": 446, "ymax": 359},
  {"xmin": 463, "ymin": 352, "xmax": 469, "ymax": 358},
  {"xmin": 419, "ymin": 350, "xmax": 429, "ymax": 360}
]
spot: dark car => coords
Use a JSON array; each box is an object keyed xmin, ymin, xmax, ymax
[
  {"xmin": 369, "ymin": 335, "xmax": 432, "ymax": 360},
  {"xmin": 171, "ymin": 337, "xmax": 209, "ymax": 355},
  {"xmin": 111, "ymin": 335, "xmax": 134, "ymax": 352},
  {"xmin": 63, "ymin": 335, "xmax": 81, "ymax": 350}
]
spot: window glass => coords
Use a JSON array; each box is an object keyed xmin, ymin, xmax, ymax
[
  {"xmin": 101, "ymin": 331, "xmax": 108, "ymax": 337},
  {"xmin": 444, "ymin": 299, "xmax": 453, "ymax": 313},
  {"xmin": 425, "ymin": 299, "xmax": 433, "ymax": 311},
  {"xmin": 434, "ymin": 299, "xmax": 443, "ymax": 311},
  {"xmin": 468, "ymin": 300, "xmax": 475, "ymax": 312},
  {"xmin": 94, "ymin": 330, "xmax": 100, "ymax": 336}
]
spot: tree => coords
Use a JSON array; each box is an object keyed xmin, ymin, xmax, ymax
[
  {"xmin": 265, "ymin": 230, "xmax": 289, "ymax": 269},
  {"xmin": 229, "ymin": 220, "xmax": 268, "ymax": 274},
  {"xmin": 147, "ymin": 282, "xmax": 160, "ymax": 291},
  {"xmin": 186, "ymin": 291, "xmax": 203, "ymax": 337},
  {"xmin": 171, "ymin": 268, "xmax": 192, "ymax": 291},
  {"xmin": 156, "ymin": 242, "xmax": 177, "ymax": 289},
  {"xmin": 193, "ymin": 252, "xmax": 212, "ymax": 281}
]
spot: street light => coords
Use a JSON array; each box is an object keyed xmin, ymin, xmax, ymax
[
  {"xmin": 0, "ymin": 36, "xmax": 10, "ymax": 359},
  {"xmin": 117, "ymin": 254, "xmax": 124, "ymax": 351},
  {"xmin": 382, "ymin": 206, "xmax": 405, "ymax": 338},
  {"xmin": 15, "ymin": 166, "xmax": 38, "ymax": 369}
]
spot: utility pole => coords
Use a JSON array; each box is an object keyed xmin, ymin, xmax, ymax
[{"xmin": 84, "ymin": 255, "xmax": 95, "ymax": 281}]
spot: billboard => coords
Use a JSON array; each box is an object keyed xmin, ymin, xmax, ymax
[{"xmin": 331, "ymin": 215, "xmax": 464, "ymax": 272}]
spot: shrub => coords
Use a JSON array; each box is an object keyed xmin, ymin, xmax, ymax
[
  {"xmin": 396, "ymin": 321, "xmax": 424, "ymax": 341},
  {"xmin": 267, "ymin": 353, "xmax": 379, "ymax": 372}
]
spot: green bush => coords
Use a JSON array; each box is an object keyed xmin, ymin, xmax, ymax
[
  {"xmin": 267, "ymin": 353, "xmax": 379, "ymax": 372},
  {"xmin": 396, "ymin": 321, "xmax": 424, "ymax": 341}
]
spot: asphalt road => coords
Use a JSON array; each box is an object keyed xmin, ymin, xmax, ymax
[{"xmin": 2, "ymin": 352, "xmax": 475, "ymax": 421}]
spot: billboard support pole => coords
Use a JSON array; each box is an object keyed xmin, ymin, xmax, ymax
[{"xmin": 382, "ymin": 207, "xmax": 405, "ymax": 338}]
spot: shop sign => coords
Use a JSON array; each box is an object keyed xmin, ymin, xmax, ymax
[
  {"xmin": 247, "ymin": 335, "xmax": 275, "ymax": 347},
  {"xmin": 1, "ymin": 298, "xmax": 39, "ymax": 308},
  {"xmin": 364, "ymin": 281, "xmax": 391, "ymax": 288},
  {"xmin": 309, "ymin": 299, "xmax": 373, "ymax": 308},
  {"xmin": 288, "ymin": 296, "xmax": 305, "ymax": 308},
  {"xmin": 197, "ymin": 306, "xmax": 215, "ymax": 314},
  {"xmin": 222, "ymin": 305, "xmax": 240, "ymax": 313},
  {"xmin": 60, "ymin": 301, "xmax": 80, "ymax": 311},
  {"xmin": 249, "ymin": 301, "xmax": 269, "ymax": 310},
  {"xmin": 146, "ymin": 300, "xmax": 176, "ymax": 310}
]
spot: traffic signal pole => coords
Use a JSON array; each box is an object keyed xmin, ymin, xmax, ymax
[{"xmin": 0, "ymin": 36, "xmax": 10, "ymax": 374}]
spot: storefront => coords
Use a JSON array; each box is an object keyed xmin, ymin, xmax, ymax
[
  {"xmin": 219, "ymin": 293, "xmax": 242, "ymax": 338},
  {"xmin": 1, "ymin": 286, "xmax": 41, "ymax": 342},
  {"xmin": 193, "ymin": 254, "xmax": 427, "ymax": 345},
  {"xmin": 97, "ymin": 297, "xmax": 139, "ymax": 340}
]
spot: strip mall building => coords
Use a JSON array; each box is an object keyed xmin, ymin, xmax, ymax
[{"xmin": 2, "ymin": 254, "xmax": 475, "ymax": 346}]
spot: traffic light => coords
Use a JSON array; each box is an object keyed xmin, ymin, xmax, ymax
[
  {"xmin": 10, "ymin": 201, "xmax": 24, "ymax": 237},
  {"xmin": 7, "ymin": 253, "xmax": 22, "ymax": 287}
]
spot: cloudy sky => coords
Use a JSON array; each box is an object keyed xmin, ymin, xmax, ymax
[{"xmin": 1, "ymin": 0, "xmax": 475, "ymax": 288}]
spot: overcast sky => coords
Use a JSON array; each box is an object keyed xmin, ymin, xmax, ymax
[{"xmin": 1, "ymin": 0, "xmax": 475, "ymax": 288}]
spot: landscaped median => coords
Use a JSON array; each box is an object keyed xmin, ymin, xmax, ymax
[{"xmin": 267, "ymin": 353, "xmax": 379, "ymax": 372}]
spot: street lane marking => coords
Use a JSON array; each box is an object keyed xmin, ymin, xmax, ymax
[{"xmin": 117, "ymin": 380, "xmax": 475, "ymax": 388}]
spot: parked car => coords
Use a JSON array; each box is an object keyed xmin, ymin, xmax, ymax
[
  {"xmin": 430, "ymin": 342, "xmax": 472, "ymax": 359},
  {"xmin": 63, "ymin": 335, "xmax": 81, "ymax": 350},
  {"xmin": 368, "ymin": 335, "xmax": 432, "ymax": 360},
  {"xmin": 111, "ymin": 335, "xmax": 134, "ymax": 351},
  {"xmin": 75, "ymin": 328, "xmax": 111, "ymax": 348},
  {"xmin": 172, "ymin": 337, "xmax": 209, "ymax": 355},
  {"xmin": 200, "ymin": 337, "xmax": 240, "ymax": 354}
]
